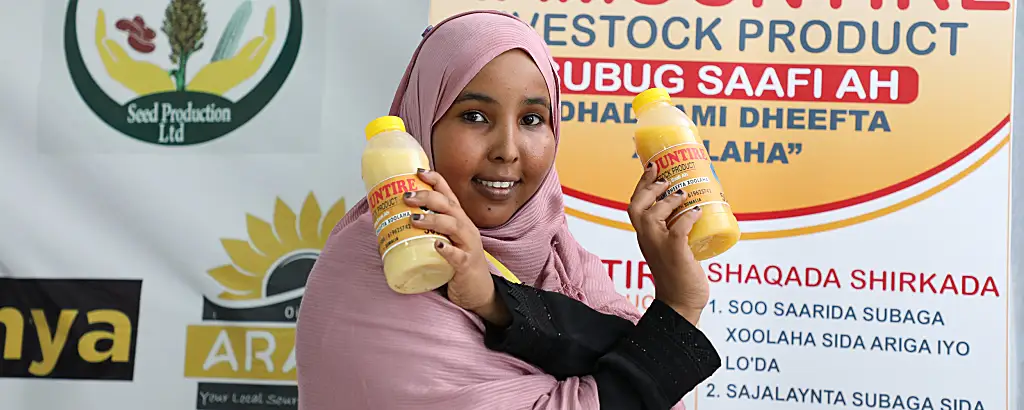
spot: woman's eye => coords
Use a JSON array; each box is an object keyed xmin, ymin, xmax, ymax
[
  {"xmin": 521, "ymin": 114, "xmax": 543, "ymax": 126},
  {"xmin": 462, "ymin": 112, "xmax": 486, "ymax": 123}
]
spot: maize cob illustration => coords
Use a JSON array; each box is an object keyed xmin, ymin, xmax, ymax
[{"xmin": 211, "ymin": 0, "xmax": 253, "ymax": 62}]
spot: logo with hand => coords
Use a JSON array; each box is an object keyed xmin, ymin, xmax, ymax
[{"xmin": 66, "ymin": 0, "xmax": 302, "ymax": 146}]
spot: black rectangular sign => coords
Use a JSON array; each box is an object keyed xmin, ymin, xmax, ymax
[{"xmin": 0, "ymin": 278, "xmax": 142, "ymax": 380}]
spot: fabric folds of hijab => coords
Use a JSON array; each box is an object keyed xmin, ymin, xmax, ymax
[{"xmin": 296, "ymin": 10, "xmax": 661, "ymax": 410}]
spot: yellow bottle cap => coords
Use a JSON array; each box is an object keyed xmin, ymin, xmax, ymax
[
  {"xmin": 632, "ymin": 88, "xmax": 672, "ymax": 112},
  {"xmin": 365, "ymin": 116, "xmax": 407, "ymax": 140}
]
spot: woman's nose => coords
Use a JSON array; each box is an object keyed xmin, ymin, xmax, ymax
[{"xmin": 488, "ymin": 122, "xmax": 520, "ymax": 163}]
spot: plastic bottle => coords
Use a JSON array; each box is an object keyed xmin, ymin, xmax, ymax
[
  {"xmin": 362, "ymin": 116, "xmax": 455, "ymax": 294},
  {"xmin": 631, "ymin": 88, "xmax": 741, "ymax": 260}
]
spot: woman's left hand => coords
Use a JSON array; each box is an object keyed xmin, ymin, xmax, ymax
[
  {"xmin": 626, "ymin": 163, "xmax": 710, "ymax": 325},
  {"xmin": 404, "ymin": 169, "xmax": 511, "ymax": 326}
]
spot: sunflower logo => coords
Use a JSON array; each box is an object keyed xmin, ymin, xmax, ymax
[
  {"xmin": 205, "ymin": 193, "xmax": 346, "ymax": 307},
  {"xmin": 184, "ymin": 192, "xmax": 346, "ymax": 394}
]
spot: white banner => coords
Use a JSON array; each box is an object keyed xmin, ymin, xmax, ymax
[{"xmin": 0, "ymin": 1, "xmax": 1019, "ymax": 409}]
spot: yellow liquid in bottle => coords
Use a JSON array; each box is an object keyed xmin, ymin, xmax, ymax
[
  {"xmin": 632, "ymin": 89, "xmax": 740, "ymax": 260},
  {"xmin": 362, "ymin": 116, "xmax": 454, "ymax": 294}
]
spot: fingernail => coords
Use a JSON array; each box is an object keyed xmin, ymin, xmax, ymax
[
  {"xmin": 417, "ymin": 168, "xmax": 428, "ymax": 174},
  {"xmin": 656, "ymin": 178, "xmax": 667, "ymax": 184},
  {"xmin": 673, "ymin": 190, "xmax": 684, "ymax": 196},
  {"xmin": 404, "ymin": 191, "xmax": 415, "ymax": 198},
  {"xmin": 411, "ymin": 213, "xmax": 423, "ymax": 221},
  {"xmin": 692, "ymin": 206, "xmax": 701, "ymax": 212},
  {"xmin": 436, "ymin": 240, "xmax": 445, "ymax": 249},
  {"xmin": 646, "ymin": 163, "xmax": 654, "ymax": 169}
]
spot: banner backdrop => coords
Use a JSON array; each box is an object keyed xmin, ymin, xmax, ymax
[
  {"xmin": 429, "ymin": 0, "xmax": 1016, "ymax": 409},
  {"xmin": 0, "ymin": 0, "xmax": 1018, "ymax": 409}
]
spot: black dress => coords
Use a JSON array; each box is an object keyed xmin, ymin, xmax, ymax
[{"xmin": 481, "ymin": 276, "xmax": 721, "ymax": 410}]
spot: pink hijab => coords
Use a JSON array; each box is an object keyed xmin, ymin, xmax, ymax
[{"xmin": 296, "ymin": 10, "xmax": 660, "ymax": 409}]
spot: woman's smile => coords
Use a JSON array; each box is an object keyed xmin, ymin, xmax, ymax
[{"xmin": 471, "ymin": 176, "xmax": 521, "ymax": 201}]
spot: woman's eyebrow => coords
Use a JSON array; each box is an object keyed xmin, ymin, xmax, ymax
[
  {"xmin": 454, "ymin": 92, "xmax": 497, "ymax": 104},
  {"xmin": 523, "ymin": 97, "xmax": 550, "ymax": 109}
]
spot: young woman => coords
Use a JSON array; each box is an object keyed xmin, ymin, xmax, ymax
[{"xmin": 296, "ymin": 10, "xmax": 720, "ymax": 410}]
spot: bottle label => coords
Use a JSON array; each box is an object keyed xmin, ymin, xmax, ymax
[
  {"xmin": 646, "ymin": 142, "xmax": 730, "ymax": 226},
  {"xmin": 367, "ymin": 173, "xmax": 448, "ymax": 259}
]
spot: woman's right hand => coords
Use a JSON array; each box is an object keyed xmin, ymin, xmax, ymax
[
  {"xmin": 404, "ymin": 169, "xmax": 512, "ymax": 326},
  {"xmin": 626, "ymin": 163, "xmax": 711, "ymax": 325}
]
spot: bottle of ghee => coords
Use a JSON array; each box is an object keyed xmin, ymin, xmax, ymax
[
  {"xmin": 362, "ymin": 116, "xmax": 454, "ymax": 294},
  {"xmin": 631, "ymin": 88, "xmax": 741, "ymax": 260}
]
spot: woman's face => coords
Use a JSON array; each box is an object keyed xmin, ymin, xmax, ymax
[{"xmin": 432, "ymin": 50, "xmax": 556, "ymax": 229}]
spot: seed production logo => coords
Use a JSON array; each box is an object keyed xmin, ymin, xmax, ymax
[
  {"xmin": 64, "ymin": 0, "xmax": 302, "ymax": 146},
  {"xmin": 183, "ymin": 193, "xmax": 346, "ymax": 410}
]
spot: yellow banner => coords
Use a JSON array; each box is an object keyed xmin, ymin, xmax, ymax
[
  {"xmin": 430, "ymin": 0, "xmax": 1013, "ymax": 238},
  {"xmin": 184, "ymin": 324, "xmax": 297, "ymax": 382}
]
